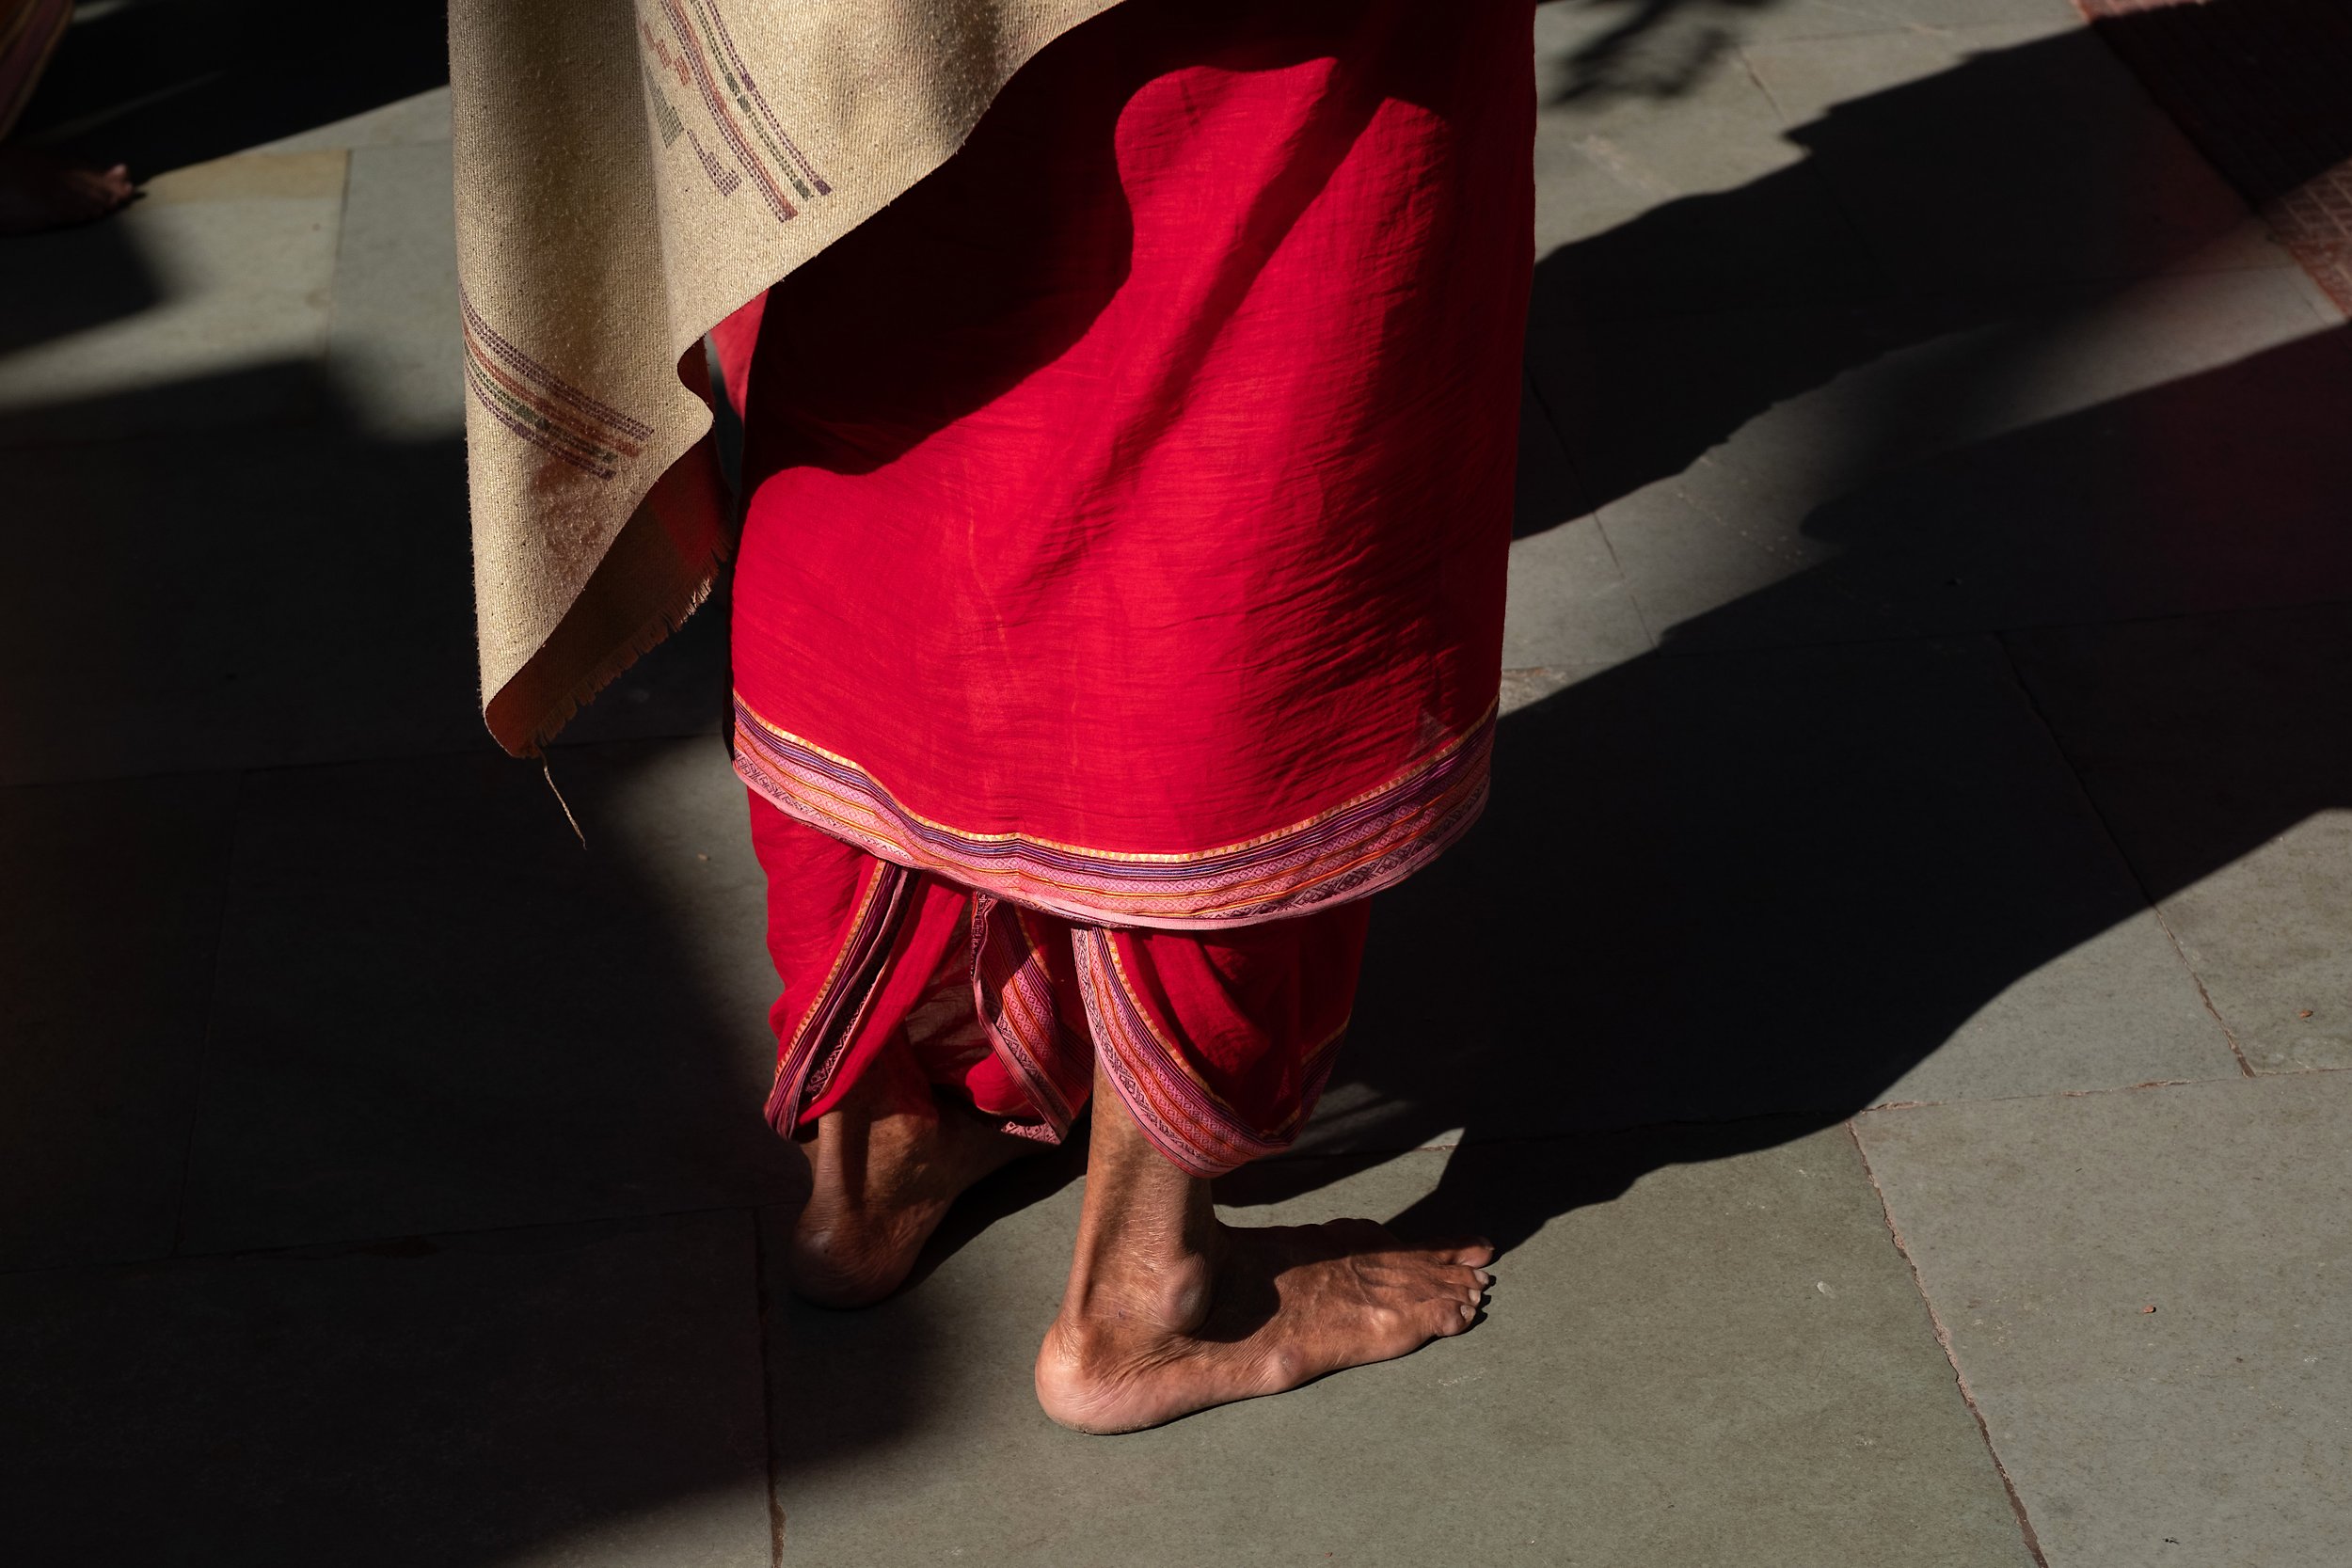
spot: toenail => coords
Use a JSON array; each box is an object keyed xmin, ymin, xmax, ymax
[{"xmin": 1474, "ymin": 1270, "xmax": 1492, "ymax": 1286}]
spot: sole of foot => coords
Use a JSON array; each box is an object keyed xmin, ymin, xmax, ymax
[
  {"xmin": 787, "ymin": 1049, "xmax": 1046, "ymax": 1308},
  {"xmin": 1035, "ymin": 1218, "xmax": 1496, "ymax": 1433}
]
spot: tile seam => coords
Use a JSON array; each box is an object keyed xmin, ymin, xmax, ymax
[
  {"xmin": 1991, "ymin": 634, "xmax": 2255, "ymax": 1076},
  {"xmin": 316, "ymin": 148, "xmax": 357, "ymax": 360},
  {"xmin": 749, "ymin": 1212, "xmax": 787, "ymax": 1568},
  {"xmin": 1845, "ymin": 1118, "xmax": 2053, "ymax": 1568}
]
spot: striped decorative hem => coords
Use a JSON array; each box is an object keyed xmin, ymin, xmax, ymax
[
  {"xmin": 760, "ymin": 856, "xmax": 911, "ymax": 1137},
  {"xmin": 1073, "ymin": 928, "xmax": 1344, "ymax": 1179},
  {"xmin": 731, "ymin": 695, "xmax": 1494, "ymax": 930},
  {"xmin": 969, "ymin": 895, "xmax": 1089, "ymax": 1138}
]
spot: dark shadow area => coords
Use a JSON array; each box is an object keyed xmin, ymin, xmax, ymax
[
  {"xmin": 14, "ymin": 0, "xmax": 450, "ymax": 177},
  {"xmin": 0, "ymin": 365, "xmax": 823, "ymax": 1562},
  {"xmin": 0, "ymin": 200, "xmax": 161, "ymax": 360},
  {"xmin": 2083, "ymin": 0, "xmax": 2352, "ymax": 211},
  {"xmin": 5, "ymin": 0, "xmax": 2352, "ymax": 1555},
  {"xmin": 4, "ymin": 1211, "xmax": 783, "ymax": 1565}
]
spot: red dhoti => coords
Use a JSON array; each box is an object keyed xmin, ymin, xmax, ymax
[{"xmin": 722, "ymin": 0, "xmax": 1534, "ymax": 1176}]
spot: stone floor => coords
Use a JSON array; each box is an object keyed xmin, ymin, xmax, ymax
[{"xmin": 3, "ymin": 2, "xmax": 2347, "ymax": 1563}]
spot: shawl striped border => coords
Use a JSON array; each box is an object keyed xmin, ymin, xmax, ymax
[{"xmin": 732, "ymin": 695, "xmax": 1496, "ymax": 930}]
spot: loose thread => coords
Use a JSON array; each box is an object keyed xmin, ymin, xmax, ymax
[{"xmin": 543, "ymin": 758, "xmax": 587, "ymax": 847}]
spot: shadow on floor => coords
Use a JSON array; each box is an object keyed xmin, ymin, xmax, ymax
[
  {"xmin": 15, "ymin": 0, "xmax": 450, "ymax": 176},
  {"xmin": 4, "ymin": 0, "xmax": 2351, "ymax": 1558},
  {"xmin": 1275, "ymin": 7, "xmax": 2352, "ymax": 1236},
  {"xmin": 1518, "ymin": 17, "xmax": 2352, "ymax": 536}
]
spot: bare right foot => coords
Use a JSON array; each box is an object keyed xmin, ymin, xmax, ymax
[
  {"xmin": 1036, "ymin": 1215, "xmax": 1494, "ymax": 1433},
  {"xmin": 1034, "ymin": 1059, "xmax": 1494, "ymax": 1433},
  {"xmin": 788, "ymin": 1039, "xmax": 1043, "ymax": 1308},
  {"xmin": 0, "ymin": 146, "xmax": 135, "ymax": 236}
]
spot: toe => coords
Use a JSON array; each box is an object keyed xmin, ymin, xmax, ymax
[{"xmin": 1438, "ymin": 1238, "xmax": 1498, "ymax": 1267}]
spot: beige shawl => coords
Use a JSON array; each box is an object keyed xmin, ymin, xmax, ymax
[{"xmin": 450, "ymin": 0, "xmax": 1118, "ymax": 754}]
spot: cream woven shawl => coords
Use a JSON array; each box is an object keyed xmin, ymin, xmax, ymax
[{"xmin": 451, "ymin": 0, "xmax": 1118, "ymax": 753}]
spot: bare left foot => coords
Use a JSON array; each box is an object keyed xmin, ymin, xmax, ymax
[
  {"xmin": 0, "ymin": 146, "xmax": 135, "ymax": 235},
  {"xmin": 788, "ymin": 1040, "xmax": 1043, "ymax": 1307}
]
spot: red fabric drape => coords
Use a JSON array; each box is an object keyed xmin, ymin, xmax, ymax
[
  {"xmin": 749, "ymin": 801, "xmax": 1367, "ymax": 1177},
  {"xmin": 721, "ymin": 0, "xmax": 1531, "ymax": 1170}
]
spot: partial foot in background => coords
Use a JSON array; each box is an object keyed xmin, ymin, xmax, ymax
[
  {"xmin": 0, "ymin": 145, "xmax": 133, "ymax": 234},
  {"xmin": 1036, "ymin": 1218, "xmax": 1495, "ymax": 1433},
  {"xmin": 788, "ymin": 1040, "xmax": 1044, "ymax": 1307}
]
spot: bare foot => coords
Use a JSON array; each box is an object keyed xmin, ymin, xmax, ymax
[
  {"xmin": 0, "ymin": 146, "xmax": 135, "ymax": 235},
  {"xmin": 1036, "ymin": 1216, "xmax": 1495, "ymax": 1433},
  {"xmin": 788, "ymin": 1040, "xmax": 1042, "ymax": 1307}
]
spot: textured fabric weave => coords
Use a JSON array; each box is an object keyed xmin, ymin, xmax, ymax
[
  {"xmin": 727, "ymin": 0, "xmax": 1533, "ymax": 1167},
  {"xmin": 729, "ymin": 0, "xmax": 1534, "ymax": 927},
  {"xmin": 450, "ymin": 0, "xmax": 1120, "ymax": 752},
  {"xmin": 750, "ymin": 800, "xmax": 1369, "ymax": 1178}
]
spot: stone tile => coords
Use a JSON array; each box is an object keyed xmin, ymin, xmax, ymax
[
  {"xmin": 1498, "ymin": 662, "xmax": 1613, "ymax": 716},
  {"xmin": 1736, "ymin": 0, "xmax": 2087, "ymax": 42},
  {"xmin": 1744, "ymin": 24, "xmax": 2272, "ymax": 290},
  {"xmin": 176, "ymin": 738, "xmax": 800, "ymax": 1253},
  {"xmin": 2280, "ymin": 258, "xmax": 2352, "ymax": 329},
  {"xmin": 0, "ymin": 424, "xmax": 483, "ymax": 787},
  {"xmin": 326, "ymin": 140, "xmax": 463, "ymax": 437},
  {"xmin": 0, "ymin": 1211, "xmax": 771, "ymax": 1566},
  {"xmin": 1539, "ymin": 273, "xmax": 2352, "ymax": 651},
  {"xmin": 0, "ymin": 401, "xmax": 725, "ymax": 786},
  {"xmin": 1513, "ymin": 374, "xmax": 1584, "ymax": 535},
  {"xmin": 1505, "ymin": 387, "xmax": 1653, "ymax": 669},
  {"xmin": 2008, "ymin": 605, "xmax": 2352, "ymax": 1072},
  {"xmin": 0, "ymin": 773, "xmax": 239, "ymax": 1269},
  {"xmin": 1535, "ymin": 2, "xmax": 1804, "ymax": 209},
  {"xmin": 255, "ymin": 86, "xmax": 453, "ymax": 152},
  {"xmin": 766, "ymin": 1128, "xmax": 2035, "ymax": 1566},
  {"xmin": 1854, "ymin": 1075, "xmax": 2352, "ymax": 1568},
  {"xmin": 0, "ymin": 151, "xmax": 345, "ymax": 446},
  {"xmin": 1870, "ymin": 906, "xmax": 2231, "ymax": 1106},
  {"xmin": 1532, "ymin": 5, "xmax": 1889, "ymax": 316},
  {"xmin": 1534, "ymin": 0, "xmax": 2085, "ymax": 99},
  {"xmin": 1302, "ymin": 637, "xmax": 2235, "ymax": 1156},
  {"xmin": 2153, "ymin": 815, "xmax": 2352, "ymax": 1072},
  {"xmin": 1503, "ymin": 516, "xmax": 1653, "ymax": 669}
]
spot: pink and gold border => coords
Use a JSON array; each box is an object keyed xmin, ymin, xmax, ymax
[{"xmin": 731, "ymin": 694, "xmax": 1494, "ymax": 930}]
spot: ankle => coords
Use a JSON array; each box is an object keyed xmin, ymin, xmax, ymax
[{"xmin": 1060, "ymin": 1221, "xmax": 1222, "ymax": 1342}]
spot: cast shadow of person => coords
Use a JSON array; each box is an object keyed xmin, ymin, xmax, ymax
[
  {"xmin": 1226, "ymin": 7, "xmax": 2352, "ymax": 1244},
  {"xmin": 0, "ymin": 43, "xmax": 869, "ymax": 1555}
]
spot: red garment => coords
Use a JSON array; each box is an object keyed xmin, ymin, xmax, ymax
[
  {"xmin": 750, "ymin": 804, "xmax": 1369, "ymax": 1176},
  {"xmin": 723, "ymin": 0, "xmax": 1533, "ymax": 1172}
]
